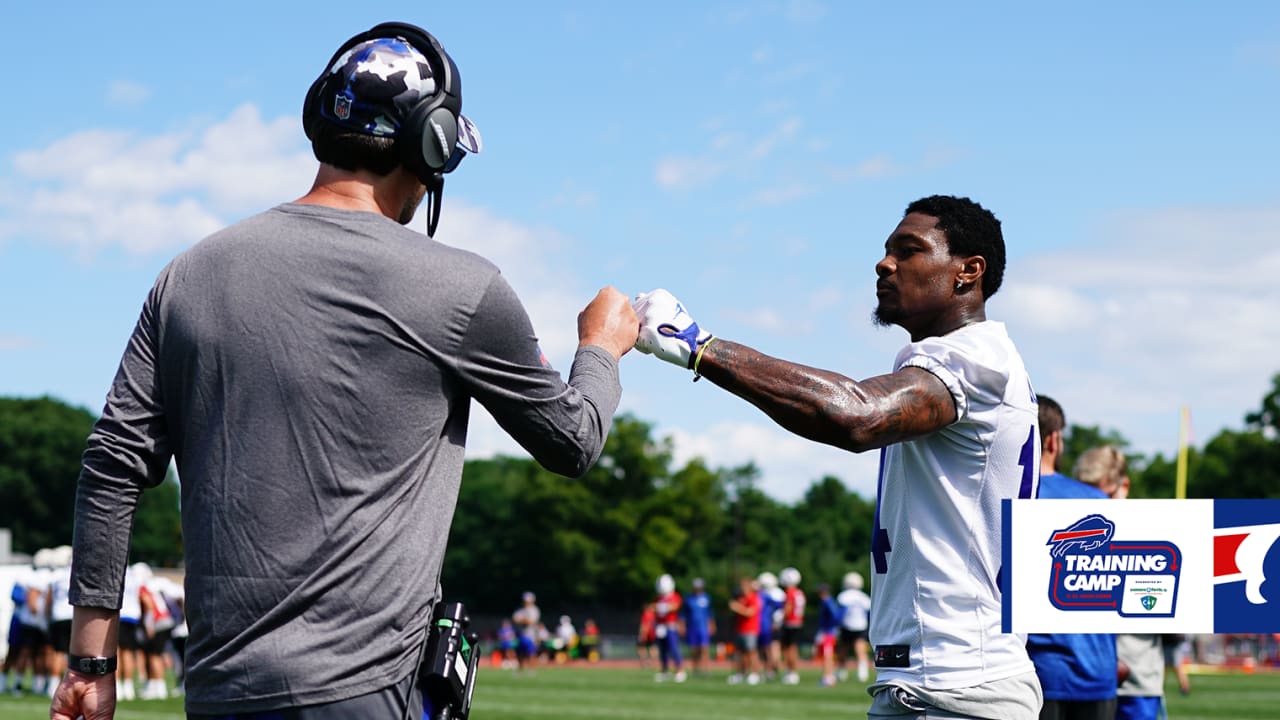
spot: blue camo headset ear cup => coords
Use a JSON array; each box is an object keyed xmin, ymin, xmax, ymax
[{"xmin": 301, "ymin": 21, "xmax": 464, "ymax": 180}]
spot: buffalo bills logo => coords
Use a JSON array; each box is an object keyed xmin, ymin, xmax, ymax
[{"xmin": 1047, "ymin": 514, "xmax": 1115, "ymax": 558}]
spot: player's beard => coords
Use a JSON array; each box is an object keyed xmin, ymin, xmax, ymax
[{"xmin": 872, "ymin": 304, "xmax": 898, "ymax": 328}]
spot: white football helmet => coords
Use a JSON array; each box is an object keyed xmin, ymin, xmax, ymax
[
  {"xmin": 843, "ymin": 571, "xmax": 864, "ymax": 591},
  {"xmin": 32, "ymin": 548, "xmax": 53, "ymax": 570},
  {"xmin": 656, "ymin": 573, "xmax": 675, "ymax": 594},
  {"xmin": 130, "ymin": 562, "xmax": 154, "ymax": 584},
  {"xmin": 757, "ymin": 571, "xmax": 778, "ymax": 590},
  {"xmin": 780, "ymin": 567, "xmax": 801, "ymax": 588}
]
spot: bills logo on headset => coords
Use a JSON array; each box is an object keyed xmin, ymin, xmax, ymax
[{"xmin": 1213, "ymin": 500, "xmax": 1280, "ymax": 632}]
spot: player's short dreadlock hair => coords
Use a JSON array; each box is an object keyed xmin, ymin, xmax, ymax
[{"xmin": 904, "ymin": 195, "xmax": 1006, "ymax": 299}]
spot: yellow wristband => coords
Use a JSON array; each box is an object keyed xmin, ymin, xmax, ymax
[{"xmin": 692, "ymin": 336, "xmax": 716, "ymax": 381}]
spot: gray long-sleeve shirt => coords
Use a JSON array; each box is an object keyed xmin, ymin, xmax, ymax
[{"xmin": 70, "ymin": 203, "xmax": 622, "ymax": 714}]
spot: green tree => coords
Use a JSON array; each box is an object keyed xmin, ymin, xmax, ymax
[
  {"xmin": 1193, "ymin": 430, "xmax": 1279, "ymax": 499},
  {"xmin": 791, "ymin": 476, "xmax": 875, "ymax": 587},
  {"xmin": 131, "ymin": 475, "xmax": 183, "ymax": 566},
  {"xmin": 1060, "ymin": 423, "xmax": 1132, "ymax": 478},
  {"xmin": 442, "ymin": 456, "xmax": 555, "ymax": 608},
  {"xmin": 0, "ymin": 395, "xmax": 183, "ymax": 565},
  {"xmin": 1244, "ymin": 372, "xmax": 1280, "ymax": 437},
  {"xmin": 1135, "ymin": 375, "xmax": 1280, "ymax": 500},
  {"xmin": 648, "ymin": 458, "xmax": 728, "ymax": 582},
  {"xmin": 721, "ymin": 463, "xmax": 793, "ymax": 579},
  {"xmin": 0, "ymin": 396, "xmax": 94, "ymax": 552}
]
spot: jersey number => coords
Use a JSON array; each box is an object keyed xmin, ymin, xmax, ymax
[
  {"xmin": 1017, "ymin": 425, "xmax": 1037, "ymax": 500},
  {"xmin": 871, "ymin": 450, "xmax": 890, "ymax": 574},
  {"xmin": 872, "ymin": 426, "xmax": 1037, "ymax": 575}
]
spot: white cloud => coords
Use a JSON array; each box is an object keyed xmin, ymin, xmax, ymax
[
  {"xmin": 3, "ymin": 104, "xmax": 313, "ymax": 255},
  {"xmin": 409, "ymin": 190, "xmax": 590, "ymax": 365},
  {"xmin": 656, "ymin": 116, "xmax": 803, "ymax": 194},
  {"xmin": 107, "ymin": 80, "xmax": 151, "ymax": 107},
  {"xmin": 655, "ymin": 156, "xmax": 722, "ymax": 190},
  {"xmin": 824, "ymin": 155, "xmax": 900, "ymax": 183},
  {"xmin": 999, "ymin": 282, "xmax": 1096, "ymax": 333},
  {"xmin": 1236, "ymin": 42, "xmax": 1280, "ymax": 68},
  {"xmin": 745, "ymin": 182, "xmax": 813, "ymax": 207},
  {"xmin": 728, "ymin": 305, "xmax": 819, "ymax": 336},
  {"xmin": 545, "ymin": 185, "xmax": 598, "ymax": 209},
  {"xmin": 1000, "ymin": 204, "xmax": 1280, "ymax": 457},
  {"xmin": 3, "ymin": 104, "xmax": 592, "ymax": 366},
  {"xmin": 786, "ymin": 0, "xmax": 828, "ymax": 24},
  {"xmin": 856, "ymin": 155, "xmax": 900, "ymax": 178},
  {"xmin": 806, "ymin": 285, "xmax": 842, "ymax": 312},
  {"xmin": 747, "ymin": 117, "xmax": 802, "ymax": 160}
]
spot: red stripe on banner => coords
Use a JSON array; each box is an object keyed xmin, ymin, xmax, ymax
[
  {"xmin": 1049, "ymin": 529, "xmax": 1109, "ymax": 542},
  {"xmin": 1214, "ymin": 533, "xmax": 1248, "ymax": 577}
]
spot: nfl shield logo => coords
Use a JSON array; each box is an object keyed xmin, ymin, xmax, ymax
[
  {"xmin": 1141, "ymin": 595, "xmax": 1157, "ymax": 611},
  {"xmin": 334, "ymin": 92, "xmax": 352, "ymax": 121}
]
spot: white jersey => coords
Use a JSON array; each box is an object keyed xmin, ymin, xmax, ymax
[
  {"xmin": 120, "ymin": 566, "xmax": 142, "ymax": 622},
  {"xmin": 156, "ymin": 577, "xmax": 188, "ymax": 638},
  {"xmin": 869, "ymin": 321, "xmax": 1039, "ymax": 690},
  {"xmin": 17, "ymin": 567, "xmax": 51, "ymax": 630},
  {"xmin": 49, "ymin": 565, "xmax": 74, "ymax": 623},
  {"xmin": 837, "ymin": 588, "xmax": 871, "ymax": 632},
  {"xmin": 513, "ymin": 605, "xmax": 540, "ymax": 640}
]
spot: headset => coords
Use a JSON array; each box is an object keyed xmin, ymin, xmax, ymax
[{"xmin": 303, "ymin": 22, "xmax": 465, "ymax": 235}]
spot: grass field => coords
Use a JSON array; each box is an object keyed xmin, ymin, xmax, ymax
[{"xmin": 5, "ymin": 666, "xmax": 1278, "ymax": 719}]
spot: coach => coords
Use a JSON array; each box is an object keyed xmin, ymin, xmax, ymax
[{"xmin": 53, "ymin": 21, "xmax": 637, "ymax": 720}]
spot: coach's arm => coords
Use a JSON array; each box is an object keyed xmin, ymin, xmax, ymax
[{"xmin": 50, "ymin": 607, "xmax": 121, "ymax": 719}]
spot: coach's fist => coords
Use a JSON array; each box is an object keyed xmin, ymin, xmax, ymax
[
  {"xmin": 633, "ymin": 288, "xmax": 713, "ymax": 369},
  {"xmin": 578, "ymin": 287, "xmax": 640, "ymax": 360}
]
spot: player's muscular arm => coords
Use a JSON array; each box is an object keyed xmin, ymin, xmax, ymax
[{"xmin": 698, "ymin": 339, "xmax": 956, "ymax": 453}]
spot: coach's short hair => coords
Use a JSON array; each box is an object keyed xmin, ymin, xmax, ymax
[
  {"xmin": 311, "ymin": 121, "xmax": 400, "ymax": 176},
  {"xmin": 904, "ymin": 195, "xmax": 1006, "ymax": 299}
]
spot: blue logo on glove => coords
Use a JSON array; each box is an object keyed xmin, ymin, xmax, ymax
[{"xmin": 658, "ymin": 321, "xmax": 703, "ymax": 354}]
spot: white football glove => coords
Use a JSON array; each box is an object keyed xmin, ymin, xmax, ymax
[{"xmin": 633, "ymin": 289, "xmax": 713, "ymax": 369}]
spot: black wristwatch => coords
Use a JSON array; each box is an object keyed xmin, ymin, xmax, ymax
[{"xmin": 68, "ymin": 654, "xmax": 117, "ymax": 676}]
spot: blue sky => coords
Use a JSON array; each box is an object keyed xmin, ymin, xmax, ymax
[{"xmin": 3, "ymin": 2, "xmax": 1279, "ymax": 501}]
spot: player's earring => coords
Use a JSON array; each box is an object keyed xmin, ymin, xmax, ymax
[{"xmin": 955, "ymin": 280, "xmax": 963, "ymax": 291}]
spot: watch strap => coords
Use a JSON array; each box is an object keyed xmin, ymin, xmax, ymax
[{"xmin": 67, "ymin": 654, "xmax": 117, "ymax": 676}]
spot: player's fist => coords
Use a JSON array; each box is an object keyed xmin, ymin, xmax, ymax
[{"xmin": 632, "ymin": 288, "xmax": 712, "ymax": 369}]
